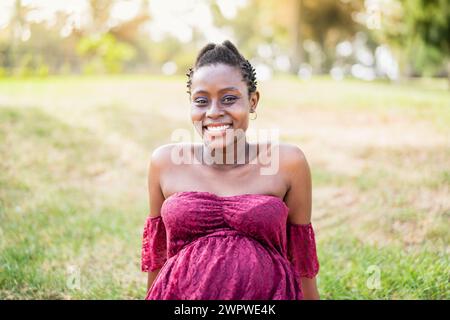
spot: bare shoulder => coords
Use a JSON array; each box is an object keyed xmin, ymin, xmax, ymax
[
  {"xmin": 150, "ymin": 143, "xmax": 176, "ymax": 169},
  {"xmin": 147, "ymin": 143, "xmax": 192, "ymax": 217},
  {"xmin": 278, "ymin": 142, "xmax": 309, "ymax": 174},
  {"xmin": 149, "ymin": 142, "xmax": 196, "ymax": 170},
  {"xmin": 278, "ymin": 143, "xmax": 312, "ymax": 224}
]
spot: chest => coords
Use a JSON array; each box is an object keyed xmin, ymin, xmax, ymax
[
  {"xmin": 161, "ymin": 192, "xmax": 289, "ymax": 246},
  {"xmin": 161, "ymin": 162, "xmax": 288, "ymax": 199}
]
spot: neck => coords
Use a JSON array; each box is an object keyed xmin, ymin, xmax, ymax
[{"xmin": 201, "ymin": 139, "xmax": 252, "ymax": 170}]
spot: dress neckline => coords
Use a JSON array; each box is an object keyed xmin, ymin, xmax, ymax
[{"xmin": 164, "ymin": 191, "xmax": 289, "ymax": 211}]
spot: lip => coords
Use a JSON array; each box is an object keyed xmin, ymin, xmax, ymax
[
  {"xmin": 202, "ymin": 123, "xmax": 233, "ymax": 137},
  {"xmin": 203, "ymin": 123, "xmax": 233, "ymax": 128}
]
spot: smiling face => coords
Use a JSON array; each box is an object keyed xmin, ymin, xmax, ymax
[{"xmin": 190, "ymin": 63, "xmax": 259, "ymax": 150}]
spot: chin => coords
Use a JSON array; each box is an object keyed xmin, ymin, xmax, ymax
[
  {"xmin": 203, "ymin": 137, "xmax": 232, "ymax": 150},
  {"xmin": 202, "ymin": 127, "xmax": 235, "ymax": 150},
  {"xmin": 205, "ymin": 135, "xmax": 239, "ymax": 151}
]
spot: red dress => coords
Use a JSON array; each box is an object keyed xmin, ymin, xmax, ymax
[{"xmin": 141, "ymin": 191, "xmax": 319, "ymax": 300}]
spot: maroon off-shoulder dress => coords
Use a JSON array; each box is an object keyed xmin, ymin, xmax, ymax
[{"xmin": 141, "ymin": 191, "xmax": 319, "ymax": 300}]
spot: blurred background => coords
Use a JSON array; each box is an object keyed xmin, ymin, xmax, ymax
[
  {"xmin": 0, "ymin": 0, "xmax": 448, "ymax": 299},
  {"xmin": 0, "ymin": 0, "xmax": 449, "ymax": 79}
]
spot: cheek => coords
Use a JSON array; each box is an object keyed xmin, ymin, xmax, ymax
[
  {"xmin": 229, "ymin": 106, "xmax": 250, "ymax": 126},
  {"xmin": 190, "ymin": 108, "xmax": 204, "ymax": 133},
  {"xmin": 190, "ymin": 107, "xmax": 204, "ymax": 121}
]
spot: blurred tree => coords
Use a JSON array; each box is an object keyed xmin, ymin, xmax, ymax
[
  {"xmin": 209, "ymin": 0, "xmax": 269, "ymax": 58},
  {"xmin": 109, "ymin": 1, "xmax": 151, "ymax": 72},
  {"xmin": 79, "ymin": 0, "xmax": 151, "ymax": 73},
  {"xmin": 88, "ymin": 0, "xmax": 114, "ymax": 34},
  {"xmin": 6, "ymin": 0, "xmax": 31, "ymax": 73},
  {"xmin": 76, "ymin": 32, "xmax": 136, "ymax": 74},
  {"xmin": 0, "ymin": 1, "xmax": 76, "ymax": 76},
  {"xmin": 300, "ymin": 0, "xmax": 365, "ymax": 73},
  {"xmin": 404, "ymin": 0, "xmax": 449, "ymax": 82},
  {"xmin": 376, "ymin": 0, "xmax": 449, "ymax": 79},
  {"xmin": 217, "ymin": 0, "xmax": 365, "ymax": 74},
  {"xmin": 1, "ymin": 0, "xmax": 447, "ymax": 80}
]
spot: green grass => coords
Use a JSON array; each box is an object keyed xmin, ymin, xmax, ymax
[
  {"xmin": 0, "ymin": 75, "xmax": 449, "ymax": 299},
  {"xmin": 318, "ymin": 235, "xmax": 449, "ymax": 299}
]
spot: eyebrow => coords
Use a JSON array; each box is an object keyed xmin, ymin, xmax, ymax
[{"xmin": 192, "ymin": 87, "xmax": 240, "ymax": 95}]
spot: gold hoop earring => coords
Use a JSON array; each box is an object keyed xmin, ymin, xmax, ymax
[{"xmin": 250, "ymin": 110, "xmax": 257, "ymax": 120}]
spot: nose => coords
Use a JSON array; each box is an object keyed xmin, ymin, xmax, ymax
[{"xmin": 206, "ymin": 99, "xmax": 224, "ymax": 118}]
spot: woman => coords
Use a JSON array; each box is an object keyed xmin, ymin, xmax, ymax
[{"xmin": 141, "ymin": 40, "xmax": 320, "ymax": 300}]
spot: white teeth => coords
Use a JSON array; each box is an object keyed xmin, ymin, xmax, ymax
[{"xmin": 206, "ymin": 124, "xmax": 231, "ymax": 131}]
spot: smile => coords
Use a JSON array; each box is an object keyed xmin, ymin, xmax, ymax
[{"xmin": 204, "ymin": 124, "xmax": 232, "ymax": 132}]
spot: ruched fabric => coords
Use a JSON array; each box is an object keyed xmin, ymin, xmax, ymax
[{"xmin": 141, "ymin": 191, "xmax": 319, "ymax": 300}]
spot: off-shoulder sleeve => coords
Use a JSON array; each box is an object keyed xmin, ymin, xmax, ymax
[
  {"xmin": 286, "ymin": 222, "xmax": 320, "ymax": 278},
  {"xmin": 141, "ymin": 215, "xmax": 167, "ymax": 272}
]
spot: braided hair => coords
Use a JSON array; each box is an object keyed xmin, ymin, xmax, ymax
[{"xmin": 186, "ymin": 40, "xmax": 257, "ymax": 98}]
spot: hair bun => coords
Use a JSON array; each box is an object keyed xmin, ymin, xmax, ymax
[
  {"xmin": 187, "ymin": 40, "xmax": 257, "ymax": 96},
  {"xmin": 222, "ymin": 40, "xmax": 242, "ymax": 58}
]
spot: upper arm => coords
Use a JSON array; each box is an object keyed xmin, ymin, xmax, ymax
[
  {"xmin": 282, "ymin": 144, "xmax": 312, "ymax": 225},
  {"xmin": 148, "ymin": 144, "xmax": 173, "ymax": 218}
]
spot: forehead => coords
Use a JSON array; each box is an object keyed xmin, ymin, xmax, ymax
[{"xmin": 191, "ymin": 64, "xmax": 245, "ymax": 93}]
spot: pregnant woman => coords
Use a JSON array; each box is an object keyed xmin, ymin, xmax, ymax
[{"xmin": 141, "ymin": 40, "xmax": 320, "ymax": 300}]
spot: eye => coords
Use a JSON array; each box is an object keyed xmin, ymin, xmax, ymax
[
  {"xmin": 222, "ymin": 95, "xmax": 238, "ymax": 104},
  {"xmin": 194, "ymin": 97, "xmax": 208, "ymax": 106}
]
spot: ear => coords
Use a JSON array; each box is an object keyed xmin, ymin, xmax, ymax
[{"xmin": 249, "ymin": 90, "xmax": 260, "ymax": 110}]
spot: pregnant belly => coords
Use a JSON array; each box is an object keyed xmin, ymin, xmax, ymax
[{"xmin": 147, "ymin": 229, "xmax": 301, "ymax": 300}]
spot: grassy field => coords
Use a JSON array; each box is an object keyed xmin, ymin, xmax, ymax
[{"xmin": 0, "ymin": 75, "xmax": 448, "ymax": 299}]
